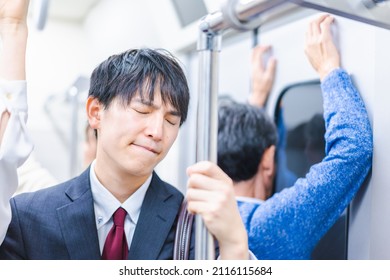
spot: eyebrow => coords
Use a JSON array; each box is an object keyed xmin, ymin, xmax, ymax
[{"xmin": 133, "ymin": 98, "xmax": 181, "ymax": 117}]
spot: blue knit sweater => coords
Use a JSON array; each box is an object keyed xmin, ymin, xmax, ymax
[{"xmin": 238, "ymin": 69, "xmax": 373, "ymax": 259}]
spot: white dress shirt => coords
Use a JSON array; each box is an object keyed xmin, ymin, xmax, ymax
[
  {"xmin": 90, "ymin": 161, "xmax": 257, "ymax": 259},
  {"xmin": 89, "ymin": 160, "xmax": 151, "ymax": 253},
  {"xmin": 0, "ymin": 80, "xmax": 33, "ymax": 244}
]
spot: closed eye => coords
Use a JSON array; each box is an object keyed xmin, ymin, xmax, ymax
[
  {"xmin": 165, "ymin": 115, "xmax": 180, "ymax": 126},
  {"xmin": 133, "ymin": 108, "xmax": 150, "ymax": 114},
  {"xmin": 166, "ymin": 119, "xmax": 177, "ymax": 126}
]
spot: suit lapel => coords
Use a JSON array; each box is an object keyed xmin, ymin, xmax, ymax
[
  {"xmin": 56, "ymin": 168, "xmax": 101, "ymax": 260},
  {"xmin": 128, "ymin": 173, "xmax": 181, "ymax": 260}
]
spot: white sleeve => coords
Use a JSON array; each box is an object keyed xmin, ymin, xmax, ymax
[
  {"xmin": 0, "ymin": 80, "xmax": 33, "ymax": 244},
  {"xmin": 16, "ymin": 153, "xmax": 57, "ymax": 195}
]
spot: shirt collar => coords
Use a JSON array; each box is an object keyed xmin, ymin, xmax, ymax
[
  {"xmin": 236, "ymin": 196, "xmax": 264, "ymax": 204},
  {"xmin": 89, "ymin": 160, "xmax": 151, "ymax": 228}
]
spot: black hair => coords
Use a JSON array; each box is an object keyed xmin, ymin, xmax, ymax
[
  {"xmin": 217, "ymin": 99, "xmax": 278, "ymax": 182},
  {"xmin": 88, "ymin": 48, "xmax": 190, "ymax": 125}
]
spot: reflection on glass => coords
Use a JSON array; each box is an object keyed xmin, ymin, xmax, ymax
[{"xmin": 274, "ymin": 81, "xmax": 347, "ymax": 260}]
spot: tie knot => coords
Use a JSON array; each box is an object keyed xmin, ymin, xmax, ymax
[{"xmin": 113, "ymin": 207, "xmax": 127, "ymax": 227}]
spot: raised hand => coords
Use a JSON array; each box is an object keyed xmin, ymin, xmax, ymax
[
  {"xmin": 304, "ymin": 14, "xmax": 340, "ymax": 81},
  {"xmin": 249, "ymin": 45, "xmax": 277, "ymax": 107},
  {"xmin": 0, "ymin": 0, "xmax": 29, "ymax": 30},
  {"xmin": 0, "ymin": 0, "xmax": 30, "ymax": 80},
  {"xmin": 186, "ymin": 161, "xmax": 249, "ymax": 259},
  {"xmin": 0, "ymin": 0, "xmax": 30, "ymax": 139}
]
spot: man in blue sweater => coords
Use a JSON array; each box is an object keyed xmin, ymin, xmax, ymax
[{"xmin": 206, "ymin": 14, "xmax": 373, "ymax": 259}]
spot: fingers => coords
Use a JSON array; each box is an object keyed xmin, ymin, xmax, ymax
[
  {"xmin": 250, "ymin": 45, "xmax": 276, "ymax": 107},
  {"xmin": 0, "ymin": 0, "xmax": 30, "ymax": 24},
  {"xmin": 265, "ymin": 56, "xmax": 277, "ymax": 77},
  {"xmin": 187, "ymin": 173, "xmax": 228, "ymax": 193},
  {"xmin": 310, "ymin": 13, "xmax": 329, "ymax": 36},
  {"xmin": 186, "ymin": 161, "xmax": 232, "ymax": 185},
  {"xmin": 320, "ymin": 15, "xmax": 334, "ymax": 40},
  {"xmin": 307, "ymin": 14, "xmax": 334, "ymax": 39},
  {"xmin": 252, "ymin": 45, "xmax": 271, "ymax": 72},
  {"xmin": 186, "ymin": 201, "xmax": 209, "ymax": 216},
  {"xmin": 186, "ymin": 161, "xmax": 234, "ymax": 216},
  {"xmin": 187, "ymin": 193, "xmax": 226, "ymax": 217},
  {"xmin": 305, "ymin": 14, "xmax": 340, "ymax": 80},
  {"xmin": 186, "ymin": 173, "xmax": 231, "ymax": 204},
  {"xmin": 185, "ymin": 161, "xmax": 249, "ymax": 259}
]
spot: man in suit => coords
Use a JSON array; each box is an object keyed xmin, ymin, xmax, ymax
[{"xmin": 0, "ymin": 0, "xmax": 249, "ymax": 260}]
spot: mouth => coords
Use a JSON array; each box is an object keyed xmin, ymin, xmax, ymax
[{"xmin": 132, "ymin": 143, "xmax": 160, "ymax": 155}]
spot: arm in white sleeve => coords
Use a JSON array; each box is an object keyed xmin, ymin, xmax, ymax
[{"xmin": 0, "ymin": 80, "xmax": 33, "ymax": 244}]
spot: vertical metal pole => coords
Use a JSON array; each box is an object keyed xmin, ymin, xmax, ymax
[
  {"xmin": 193, "ymin": 0, "xmax": 292, "ymax": 261},
  {"xmin": 195, "ymin": 29, "xmax": 222, "ymax": 260}
]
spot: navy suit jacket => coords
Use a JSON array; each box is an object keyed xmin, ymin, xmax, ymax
[{"xmin": 0, "ymin": 168, "xmax": 191, "ymax": 260}]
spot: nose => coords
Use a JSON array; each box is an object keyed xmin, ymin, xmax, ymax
[{"xmin": 145, "ymin": 113, "xmax": 163, "ymax": 141}]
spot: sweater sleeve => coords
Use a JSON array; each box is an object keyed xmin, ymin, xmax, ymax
[
  {"xmin": 241, "ymin": 69, "xmax": 373, "ymax": 259},
  {"xmin": 0, "ymin": 80, "xmax": 33, "ymax": 244}
]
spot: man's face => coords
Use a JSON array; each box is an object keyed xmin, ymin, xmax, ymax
[{"xmin": 91, "ymin": 90, "xmax": 181, "ymax": 180}]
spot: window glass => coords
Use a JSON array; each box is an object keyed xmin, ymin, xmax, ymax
[{"xmin": 274, "ymin": 81, "xmax": 347, "ymax": 260}]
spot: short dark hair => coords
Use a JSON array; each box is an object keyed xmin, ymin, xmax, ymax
[
  {"xmin": 217, "ymin": 99, "xmax": 278, "ymax": 182},
  {"xmin": 88, "ymin": 48, "xmax": 190, "ymax": 125}
]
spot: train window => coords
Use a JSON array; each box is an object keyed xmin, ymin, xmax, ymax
[{"xmin": 274, "ymin": 81, "xmax": 347, "ymax": 260}]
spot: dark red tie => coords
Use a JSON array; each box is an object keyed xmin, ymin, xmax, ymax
[{"xmin": 102, "ymin": 207, "xmax": 128, "ymax": 260}]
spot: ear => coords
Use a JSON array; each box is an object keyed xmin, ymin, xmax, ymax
[
  {"xmin": 259, "ymin": 145, "xmax": 276, "ymax": 198},
  {"xmin": 251, "ymin": 145, "xmax": 276, "ymax": 200},
  {"xmin": 86, "ymin": 96, "xmax": 102, "ymax": 130},
  {"xmin": 261, "ymin": 145, "xmax": 276, "ymax": 176}
]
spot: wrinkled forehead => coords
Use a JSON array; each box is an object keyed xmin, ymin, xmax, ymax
[
  {"xmin": 123, "ymin": 77, "xmax": 179, "ymax": 110},
  {"xmin": 132, "ymin": 89, "xmax": 174, "ymax": 108}
]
